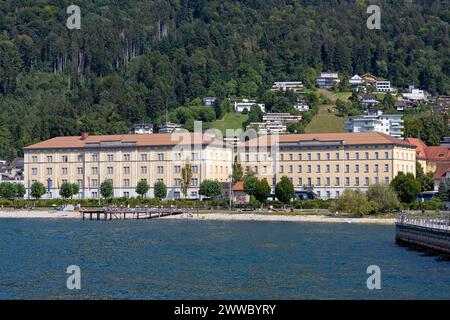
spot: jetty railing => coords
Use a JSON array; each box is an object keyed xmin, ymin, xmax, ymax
[{"xmin": 397, "ymin": 213, "xmax": 450, "ymax": 231}]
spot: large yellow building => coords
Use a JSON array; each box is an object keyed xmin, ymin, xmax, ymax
[
  {"xmin": 23, "ymin": 131, "xmax": 416, "ymax": 200},
  {"xmin": 239, "ymin": 132, "xmax": 416, "ymax": 199},
  {"xmin": 24, "ymin": 132, "xmax": 232, "ymax": 200}
]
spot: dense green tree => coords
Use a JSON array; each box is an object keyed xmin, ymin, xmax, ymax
[
  {"xmin": 0, "ymin": 182, "xmax": 17, "ymax": 199},
  {"xmin": 253, "ymin": 178, "xmax": 271, "ymax": 204},
  {"xmin": 199, "ymin": 180, "xmax": 222, "ymax": 200},
  {"xmin": 181, "ymin": 164, "xmax": 193, "ymax": 199},
  {"xmin": 416, "ymin": 162, "xmax": 434, "ymax": 192},
  {"xmin": 391, "ymin": 173, "xmax": 421, "ymax": 204},
  {"xmin": 154, "ymin": 181, "xmax": 167, "ymax": 200},
  {"xmin": 438, "ymin": 179, "xmax": 450, "ymax": 201},
  {"xmin": 333, "ymin": 190, "xmax": 372, "ymax": 217},
  {"xmin": 232, "ymin": 156, "xmax": 243, "ymax": 185},
  {"xmin": 30, "ymin": 181, "xmax": 46, "ymax": 200},
  {"xmin": 275, "ymin": 176, "xmax": 295, "ymax": 204},
  {"xmin": 16, "ymin": 183, "xmax": 26, "ymax": 198},
  {"xmin": 136, "ymin": 180, "xmax": 150, "ymax": 198},
  {"xmin": 100, "ymin": 180, "xmax": 114, "ymax": 199},
  {"xmin": 59, "ymin": 182, "xmax": 75, "ymax": 199},
  {"xmin": 367, "ymin": 184, "xmax": 401, "ymax": 213}
]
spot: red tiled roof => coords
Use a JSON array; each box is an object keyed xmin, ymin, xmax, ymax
[
  {"xmin": 245, "ymin": 132, "xmax": 414, "ymax": 148},
  {"xmin": 24, "ymin": 133, "xmax": 220, "ymax": 150},
  {"xmin": 405, "ymin": 138, "xmax": 450, "ymax": 161},
  {"xmin": 433, "ymin": 163, "xmax": 450, "ymax": 180},
  {"xmin": 233, "ymin": 181, "xmax": 245, "ymax": 192}
]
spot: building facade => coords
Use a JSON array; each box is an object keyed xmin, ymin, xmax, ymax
[
  {"xmin": 240, "ymin": 132, "xmax": 416, "ymax": 199},
  {"xmin": 376, "ymin": 81, "xmax": 392, "ymax": 92},
  {"xmin": 24, "ymin": 133, "xmax": 232, "ymax": 200},
  {"xmin": 234, "ymin": 100, "xmax": 266, "ymax": 113}
]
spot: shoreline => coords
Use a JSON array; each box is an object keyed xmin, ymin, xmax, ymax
[{"xmin": 0, "ymin": 210, "xmax": 396, "ymax": 225}]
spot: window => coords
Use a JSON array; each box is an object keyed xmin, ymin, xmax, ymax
[
  {"xmin": 77, "ymin": 167, "xmax": 83, "ymax": 174},
  {"xmin": 32, "ymin": 168, "xmax": 37, "ymax": 175},
  {"xmin": 123, "ymin": 179, "xmax": 130, "ymax": 187},
  {"xmin": 141, "ymin": 166, "xmax": 147, "ymax": 174},
  {"xmin": 317, "ymin": 153, "xmax": 321, "ymax": 160},
  {"xmin": 336, "ymin": 153, "xmax": 340, "ymax": 160},
  {"xmin": 365, "ymin": 164, "xmax": 369, "ymax": 173},
  {"xmin": 174, "ymin": 178, "xmax": 181, "ymax": 186},
  {"xmin": 62, "ymin": 155, "xmax": 68, "ymax": 163},
  {"xmin": 157, "ymin": 153, "xmax": 164, "ymax": 161},
  {"xmin": 280, "ymin": 154, "xmax": 284, "ymax": 161},
  {"xmin": 92, "ymin": 154, "xmax": 98, "ymax": 162},
  {"xmin": 123, "ymin": 154, "xmax": 131, "ymax": 161},
  {"xmin": 385, "ymin": 152, "xmax": 389, "ymax": 159},
  {"xmin": 355, "ymin": 153, "xmax": 360, "ymax": 160},
  {"xmin": 62, "ymin": 168, "xmax": 68, "ymax": 175},
  {"xmin": 174, "ymin": 153, "xmax": 181, "ymax": 161},
  {"xmin": 92, "ymin": 192, "xmax": 98, "ymax": 199},
  {"xmin": 107, "ymin": 167, "xmax": 113, "ymax": 174},
  {"xmin": 326, "ymin": 177, "xmax": 330, "ymax": 186},
  {"xmin": 345, "ymin": 153, "xmax": 350, "ymax": 160},
  {"xmin": 92, "ymin": 179, "xmax": 98, "ymax": 187},
  {"xmin": 77, "ymin": 155, "xmax": 83, "ymax": 162},
  {"xmin": 355, "ymin": 165, "xmax": 360, "ymax": 173},
  {"xmin": 46, "ymin": 168, "xmax": 52, "ymax": 175},
  {"xmin": 141, "ymin": 154, "xmax": 147, "ymax": 161},
  {"xmin": 365, "ymin": 152, "xmax": 369, "ymax": 160},
  {"xmin": 345, "ymin": 177, "xmax": 350, "ymax": 186},
  {"xmin": 107, "ymin": 154, "xmax": 114, "ymax": 161},
  {"xmin": 32, "ymin": 156, "xmax": 38, "ymax": 163},
  {"xmin": 123, "ymin": 166, "xmax": 130, "ymax": 174},
  {"xmin": 355, "ymin": 177, "xmax": 360, "ymax": 186},
  {"xmin": 298, "ymin": 177, "xmax": 303, "ymax": 186},
  {"xmin": 280, "ymin": 166, "xmax": 284, "ymax": 174},
  {"xmin": 192, "ymin": 178, "xmax": 198, "ymax": 186},
  {"xmin": 385, "ymin": 177, "xmax": 390, "ymax": 184},
  {"xmin": 263, "ymin": 166, "xmax": 267, "ymax": 174},
  {"xmin": 298, "ymin": 165, "xmax": 302, "ymax": 173},
  {"xmin": 92, "ymin": 167, "xmax": 98, "ymax": 175},
  {"xmin": 316, "ymin": 165, "xmax": 321, "ymax": 173},
  {"xmin": 326, "ymin": 165, "xmax": 330, "ymax": 173},
  {"xmin": 345, "ymin": 165, "xmax": 350, "ymax": 173},
  {"xmin": 157, "ymin": 166, "xmax": 164, "ymax": 174},
  {"xmin": 307, "ymin": 165, "xmax": 312, "ymax": 173},
  {"xmin": 298, "ymin": 154, "xmax": 302, "ymax": 160},
  {"xmin": 174, "ymin": 166, "xmax": 181, "ymax": 174},
  {"xmin": 316, "ymin": 177, "xmax": 321, "ymax": 186},
  {"xmin": 192, "ymin": 166, "xmax": 198, "ymax": 174},
  {"xmin": 191, "ymin": 153, "xmax": 199, "ymax": 160},
  {"xmin": 365, "ymin": 177, "xmax": 370, "ymax": 186},
  {"xmin": 375, "ymin": 164, "xmax": 379, "ymax": 173},
  {"xmin": 335, "ymin": 177, "xmax": 340, "ymax": 186},
  {"xmin": 307, "ymin": 178, "xmax": 312, "ymax": 187},
  {"xmin": 375, "ymin": 152, "xmax": 379, "ymax": 160},
  {"xmin": 47, "ymin": 156, "xmax": 53, "ymax": 163},
  {"xmin": 384, "ymin": 164, "xmax": 389, "ymax": 172},
  {"xmin": 77, "ymin": 180, "xmax": 83, "ymax": 188},
  {"xmin": 307, "ymin": 153, "xmax": 311, "ymax": 160},
  {"xmin": 335, "ymin": 165, "xmax": 340, "ymax": 173},
  {"xmin": 289, "ymin": 154, "xmax": 293, "ymax": 161},
  {"xmin": 289, "ymin": 165, "xmax": 293, "ymax": 173},
  {"xmin": 326, "ymin": 153, "xmax": 331, "ymax": 160}
]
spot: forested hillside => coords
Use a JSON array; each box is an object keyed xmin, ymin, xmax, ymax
[{"xmin": 0, "ymin": 0, "xmax": 449, "ymax": 160}]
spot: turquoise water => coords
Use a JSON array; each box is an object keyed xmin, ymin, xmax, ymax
[{"xmin": 0, "ymin": 219, "xmax": 449, "ymax": 299}]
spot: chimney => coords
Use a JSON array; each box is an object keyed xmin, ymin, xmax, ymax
[{"xmin": 81, "ymin": 132, "xmax": 89, "ymax": 140}]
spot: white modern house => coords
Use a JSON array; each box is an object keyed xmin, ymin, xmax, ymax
[
  {"xmin": 403, "ymin": 87, "xmax": 427, "ymax": 102},
  {"xmin": 349, "ymin": 75, "xmax": 364, "ymax": 86},
  {"xmin": 247, "ymin": 122, "xmax": 287, "ymax": 135},
  {"xmin": 316, "ymin": 72, "xmax": 340, "ymax": 89},
  {"xmin": 376, "ymin": 81, "xmax": 392, "ymax": 92},
  {"xmin": 272, "ymin": 81, "xmax": 304, "ymax": 92},
  {"xmin": 263, "ymin": 113, "xmax": 302, "ymax": 123},
  {"xmin": 129, "ymin": 123, "xmax": 154, "ymax": 134},
  {"xmin": 294, "ymin": 102, "xmax": 310, "ymax": 112},
  {"xmin": 158, "ymin": 122, "xmax": 182, "ymax": 133},
  {"xmin": 345, "ymin": 111, "xmax": 404, "ymax": 138},
  {"xmin": 234, "ymin": 100, "xmax": 266, "ymax": 113}
]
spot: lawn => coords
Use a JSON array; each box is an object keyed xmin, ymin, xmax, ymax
[
  {"xmin": 305, "ymin": 104, "xmax": 346, "ymax": 133},
  {"xmin": 208, "ymin": 112, "xmax": 248, "ymax": 135}
]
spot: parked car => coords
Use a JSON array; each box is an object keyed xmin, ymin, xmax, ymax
[{"xmin": 295, "ymin": 190, "xmax": 319, "ymax": 200}]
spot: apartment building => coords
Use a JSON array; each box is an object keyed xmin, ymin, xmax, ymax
[
  {"xmin": 239, "ymin": 132, "xmax": 416, "ymax": 199},
  {"xmin": 263, "ymin": 113, "xmax": 302, "ymax": 123},
  {"xmin": 316, "ymin": 72, "xmax": 340, "ymax": 89},
  {"xmin": 271, "ymin": 81, "xmax": 304, "ymax": 92},
  {"xmin": 24, "ymin": 133, "xmax": 232, "ymax": 200},
  {"xmin": 345, "ymin": 111, "xmax": 404, "ymax": 138},
  {"xmin": 376, "ymin": 81, "xmax": 392, "ymax": 92}
]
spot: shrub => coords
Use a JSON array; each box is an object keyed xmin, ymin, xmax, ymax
[
  {"xmin": 331, "ymin": 190, "xmax": 373, "ymax": 217},
  {"xmin": 367, "ymin": 184, "xmax": 401, "ymax": 213}
]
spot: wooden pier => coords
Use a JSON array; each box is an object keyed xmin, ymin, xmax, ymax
[
  {"xmin": 81, "ymin": 207, "xmax": 187, "ymax": 221},
  {"xmin": 396, "ymin": 214, "xmax": 450, "ymax": 255}
]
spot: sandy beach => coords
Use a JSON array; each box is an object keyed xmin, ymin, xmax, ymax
[
  {"xmin": 0, "ymin": 210, "xmax": 396, "ymax": 225},
  {"xmin": 0, "ymin": 210, "xmax": 81, "ymax": 219},
  {"xmin": 162, "ymin": 213, "xmax": 396, "ymax": 225}
]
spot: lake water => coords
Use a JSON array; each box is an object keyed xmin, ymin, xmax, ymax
[{"xmin": 0, "ymin": 219, "xmax": 449, "ymax": 299}]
